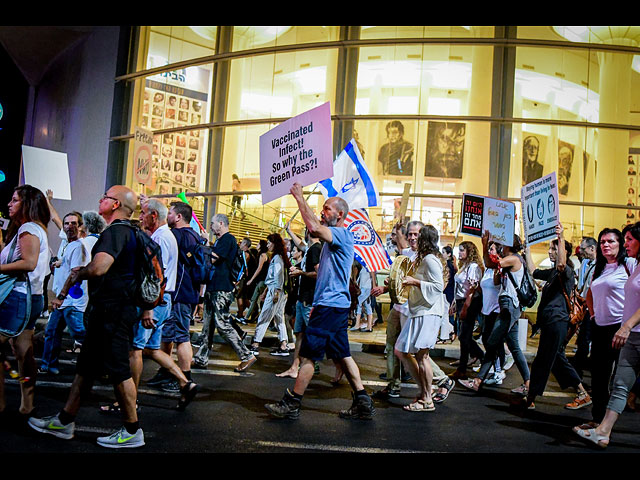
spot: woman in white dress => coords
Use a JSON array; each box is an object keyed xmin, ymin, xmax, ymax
[{"xmin": 394, "ymin": 225, "xmax": 448, "ymax": 412}]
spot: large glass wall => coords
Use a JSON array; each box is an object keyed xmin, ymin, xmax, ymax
[{"xmin": 119, "ymin": 25, "xmax": 640, "ymax": 254}]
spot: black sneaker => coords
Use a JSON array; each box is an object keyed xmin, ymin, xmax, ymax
[
  {"xmin": 248, "ymin": 345, "xmax": 260, "ymax": 356},
  {"xmin": 160, "ymin": 379, "xmax": 180, "ymax": 393},
  {"xmin": 146, "ymin": 369, "xmax": 170, "ymax": 386},
  {"xmin": 269, "ymin": 347, "xmax": 290, "ymax": 357},
  {"xmin": 339, "ymin": 392, "xmax": 376, "ymax": 420},
  {"xmin": 265, "ymin": 390, "xmax": 301, "ymax": 419},
  {"xmin": 372, "ymin": 387, "xmax": 400, "ymax": 400}
]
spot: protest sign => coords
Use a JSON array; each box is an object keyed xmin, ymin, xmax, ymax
[
  {"xmin": 21, "ymin": 145, "xmax": 72, "ymax": 200},
  {"xmin": 259, "ymin": 102, "xmax": 333, "ymax": 204},
  {"xmin": 133, "ymin": 126, "xmax": 153, "ymax": 185},
  {"xmin": 521, "ymin": 171, "xmax": 559, "ymax": 246},
  {"xmin": 460, "ymin": 193, "xmax": 515, "ymax": 246}
]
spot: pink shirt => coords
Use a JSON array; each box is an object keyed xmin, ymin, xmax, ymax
[
  {"xmin": 591, "ymin": 261, "xmax": 632, "ymax": 326},
  {"xmin": 623, "ymin": 259, "xmax": 640, "ymax": 333}
]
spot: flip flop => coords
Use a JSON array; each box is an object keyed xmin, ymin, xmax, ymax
[
  {"xmin": 403, "ymin": 399, "xmax": 435, "ymax": 412},
  {"xmin": 574, "ymin": 427, "xmax": 609, "ymax": 448},
  {"xmin": 175, "ymin": 381, "xmax": 199, "ymax": 411}
]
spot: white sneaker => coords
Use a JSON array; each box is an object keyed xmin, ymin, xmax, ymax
[
  {"xmin": 503, "ymin": 353, "xmax": 514, "ymax": 371},
  {"xmin": 96, "ymin": 426, "xmax": 145, "ymax": 449},
  {"xmin": 484, "ymin": 370, "xmax": 506, "ymax": 385},
  {"xmin": 28, "ymin": 414, "xmax": 74, "ymax": 440}
]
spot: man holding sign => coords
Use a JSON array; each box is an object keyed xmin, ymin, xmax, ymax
[{"xmin": 264, "ymin": 182, "xmax": 375, "ymax": 420}]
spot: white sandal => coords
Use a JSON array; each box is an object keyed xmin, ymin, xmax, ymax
[{"xmin": 574, "ymin": 427, "xmax": 609, "ymax": 448}]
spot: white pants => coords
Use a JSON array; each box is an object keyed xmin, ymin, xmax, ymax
[{"xmin": 253, "ymin": 286, "xmax": 288, "ymax": 344}]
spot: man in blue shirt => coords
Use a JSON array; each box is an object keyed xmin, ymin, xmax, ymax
[{"xmin": 265, "ymin": 182, "xmax": 375, "ymax": 420}]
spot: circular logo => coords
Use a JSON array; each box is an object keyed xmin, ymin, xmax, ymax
[
  {"xmin": 527, "ymin": 203, "xmax": 534, "ymax": 223},
  {"xmin": 347, "ymin": 220, "xmax": 376, "ymax": 246},
  {"xmin": 536, "ymin": 198, "xmax": 544, "ymax": 219}
]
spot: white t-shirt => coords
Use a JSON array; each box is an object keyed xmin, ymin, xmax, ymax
[
  {"xmin": 52, "ymin": 239, "xmax": 90, "ymax": 311},
  {"xmin": 480, "ymin": 268, "xmax": 500, "ymax": 315},
  {"xmin": 500, "ymin": 258, "xmax": 524, "ymax": 309},
  {"xmin": 591, "ymin": 258, "xmax": 636, "ymax": 327},
  {"xmin": 454, "ymin": 262, "xmax": 481, "ymax": 300},
  {"xmin": 0, "ymin": 222, "xmax": 50, "ymax": 295},
  {"xmin": 151, "ymin": 224, "xmax": 178, "ymax": 293}
]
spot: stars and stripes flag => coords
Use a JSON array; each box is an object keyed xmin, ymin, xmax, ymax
[{"xmin": 344, "ymin": 208, "xmax": 392, "ymax": 273}]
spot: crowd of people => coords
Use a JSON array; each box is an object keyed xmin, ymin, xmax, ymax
[{"xmin": 1, "ymin": 181, "xmax": 640, "ymax": 450}]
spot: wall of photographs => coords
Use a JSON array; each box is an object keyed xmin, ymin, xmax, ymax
[
  {"xmin": 140, "ymin": 69, "xmax": 210, "ymax": 196},
  {"xmin": 627, "ymin": 149, "xmax": 640, "ymax": 225}
]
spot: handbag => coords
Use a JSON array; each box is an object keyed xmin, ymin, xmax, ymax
[
  {"xmin": 560, "ymin": 275, "xmax": 587, "ymax": 342},
  {"xmin": 0, "ymin": 235, "xmax": 32, "ymax": 338}
]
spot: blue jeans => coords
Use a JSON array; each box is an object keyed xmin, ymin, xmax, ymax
[
  {"xmin": 294, "ymin": 301, "xmax": 313, "ymax": 334},
  {"xmin": 0, "ymin": 290, "xmax": 44, "ymax": 335},
  {"xmin": 41, "ymin": 306, "xmax": 86, "ymax": 370}
]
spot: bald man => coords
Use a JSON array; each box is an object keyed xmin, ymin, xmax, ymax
[{"xmin": 29, "ymin": 185, "xmax": 149, "ymax": 449}]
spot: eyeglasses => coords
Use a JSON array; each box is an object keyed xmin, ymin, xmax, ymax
[{"xmin": 101, "ymin": 193, "xmax": 119, "ymax": 203}]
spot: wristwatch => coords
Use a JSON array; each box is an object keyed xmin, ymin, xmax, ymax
[{"xmin": 57, "ymin": 293, "xmax": 66, "ymax": 301}]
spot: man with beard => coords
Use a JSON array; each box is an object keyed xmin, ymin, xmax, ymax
[{"xmin": 265, "ymin": 183, "xmax": 375, "ymax": 420}]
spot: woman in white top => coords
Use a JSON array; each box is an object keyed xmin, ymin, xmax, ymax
[
  {"xmin": 575, "ymin": 222, "xmax": 640, "ymax": 448},
  {"xmin": 449, "ymin": 241, "xmax": 485, "ymax": 377},
  {"xmin": 459, "ymin": 232, "xmax": 530, "ymax": 394},
  {"xmin": 580, "ymin": 228, "xmax": 635, "ymax": 427},
  {"xmin": 350, "ymin": 262, "xmax": 374, "ymax": 332},
  {"xmin": 0, "ymin": 185, "xmax": 51, "ymax": 416},
  {"xmin": 394, "ymin": 225, "xmax": 448, "ymax": 412},
  {"xmin": 250, "ymin": 233, "xmax": 291, "ymax": 356}
]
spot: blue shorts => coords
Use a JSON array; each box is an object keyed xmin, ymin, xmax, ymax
[
  {"xmin": 132, "ymin": 293, "xmax": 172, "ymax": 350},
  {"xmin": 293, "ymin": 301, "xmax": 313, "ymax": 334},
  {"xmin": 0, "ymin": 290, "xmax": 44, "ymax": 335},
  {"xmin": 299, "ymin": 305, "xmax": 351, "ymax": 361},
  {"xmin": 162, "ymin": 301, "xmax": 194, "ymax": 344}
]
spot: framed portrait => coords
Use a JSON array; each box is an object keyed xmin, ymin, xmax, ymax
[
  {"xmin": 425, "ymin": 121, "xmax": 465, "ymax": 179},
  {"xmin": 377, "ymin": 120, "xmax": 414, "ymax": 176},
  {"xmin": 522, "ymin": 132, "xmax": 547, "ymax": 186},
  {"xmin": 557, "ymin": 140, "xmax": 575, "ymax": 196}
]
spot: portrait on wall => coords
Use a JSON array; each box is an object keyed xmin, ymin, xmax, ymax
[
  {"xmin": 522, "ymin": 133, "xmax": 546, "ymax": 186},
  {"xmin": 425, "ymin": 121, "xmax": 465, "ymax": 179},
  {"xmin": 557, "ymin": 140, "xmax": 575, "ymax": 196},
  {"xmin": 377, "ymin": 120, "xmax": 414, "ymax": 176}
]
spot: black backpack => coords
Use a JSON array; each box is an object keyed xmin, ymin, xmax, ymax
[
  {"xmin": 181, "ymin": 229, "xmax": 215, "ymax": 286},
  {"xmin": 229, "ymin": 247, "xmax": 247, "ymax": 285},
  {"xmin": 507, "ymin": 266, "xmax": 538, "ymax": 309},
  {"xmin": 121, "ymin": 222, "xmax": 166, "ymax": 310}
]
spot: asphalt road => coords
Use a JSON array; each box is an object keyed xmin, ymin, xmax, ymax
[{"xmin": 1, "ymin": 334, "xmax": 639, "ymax": 457}]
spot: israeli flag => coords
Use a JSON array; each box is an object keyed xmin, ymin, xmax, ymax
[{"xmin": 317, "ymin": 139, "xmax": 380, "ymax": 210}]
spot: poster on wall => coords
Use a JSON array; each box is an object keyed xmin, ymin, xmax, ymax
[
  {"xmin": 133, "ymin": 126, "xmax": 153, "ymax": 186},
  {"xmin": 259, "ymin": 102, "xmax": 333, "ymax": 204},
  {"xmin": 557, "ymin": 140, "xmax": 575, "ymax": 196},
  {"xmin": 141, "ymin": 66, "xmax": 210, "ymax": 196},
  {"xmin": 377, "ymin": 120, "xmax": 414, "ymax": 176},
  {"xmin": 522, "ymin": 132, "xmax": 547, "ymax": 186},
  {"xmin": 627, "ymin": 149, "xmax": 640, "ymax": 224},
  {"xmin": 521, "ymin": 171, "xmax": 559, "ymax": 246},
  {"xmin": 424, "ymin": 121, "xmax": 465, "ymax": 179},
  {"xmin": 460, "ymin": 193, "xmax": 515, "ymax": 246}
]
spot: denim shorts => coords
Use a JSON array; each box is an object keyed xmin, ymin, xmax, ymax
[
  {"xmin": 162, "ymin": 301, "xmax": 194, "ymax": 344},
  {"xmin": 293, "ymin": 300, "xmax": 313, "ymax": 334},
  {"xmin": 132, "ymin": 293, "xmax": 172, "ymax": 350},
  {"xmin": 299, "ymin": 305, "xmax": 351, "ymax": 361},
  {"xmin": 0, "ymin": 290, "xmax": 44, "ymax": 335}
]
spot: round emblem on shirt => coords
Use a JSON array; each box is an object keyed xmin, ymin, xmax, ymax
[{"xmin": 347, "ymin": 220, "xmax": 376, "ymax": 246}]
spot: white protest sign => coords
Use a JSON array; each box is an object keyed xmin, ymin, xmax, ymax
[
  {"xmin": 259, "ymin": 102, "xmax": 333, "ymax": 204},
  {"xmin": 460, "ymin": 193, "xmax": 515, "ymax": 246},
  {"xmin": 133, "ymin": 126, "xmax": 153, "ymax": 185},
  {"xmin": 521, "ymin": 171, "xmax": 559, "ymax": 246},
  {"xmin": 21, "ymin": 145, "xmax": 72, "ymax": 200}
]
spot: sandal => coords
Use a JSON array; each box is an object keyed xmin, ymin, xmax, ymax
[
  {"xmin": 176, "ymin": 381, "xmax": 199, "ymax": 411},
  {"xmin": 403, "ymin": 399, "xmax": 435, "ymax": 412},
  {"xmin": 573, "ymin": 422, "xmax": 600, "ymax": 431},
  {"xmin": 433, "ymin": 378, "xmax": 455, "ymax": 404},
  {"xmin": 458, "ymin": 378, "xmax": 480, "ymax": 392},
  {"xmin": 574, "ymin": 427, "xmax": 609, "ymax": 448}
]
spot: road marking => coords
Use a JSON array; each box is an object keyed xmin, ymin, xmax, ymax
[{"xmin": 255, "ymin": 441, "xmax": 429, "ymax": 453}]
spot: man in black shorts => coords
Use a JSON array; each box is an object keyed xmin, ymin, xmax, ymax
[
  {"xmin": 265, "ymin": 182, "xmax": 375, "ymax": 420},
  {"xmin": 28, "ymin": 185, "xmax": 148, "ymax": 448}
]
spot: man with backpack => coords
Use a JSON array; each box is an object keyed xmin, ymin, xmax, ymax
[
  {"xmin": 29, "ymin": 185, "xmax": 148, "ymax": 448},
  {"xmin": 193, "ymin": 213, "xmax": 257, "ymax": 372},
  {"xmin": 148, "ymin": 201, "xmax": 201, "ymax": 392}
]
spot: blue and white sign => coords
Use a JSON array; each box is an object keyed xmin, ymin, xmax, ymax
[{"xmin": 521, "ymin": 171, "xmax": 559, "ymax": 246}]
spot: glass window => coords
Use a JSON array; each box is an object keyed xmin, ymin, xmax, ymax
[
  {"xmin": 226, "ymin": 49, "xmax": 339, "ymax": 122},
  {"xmin": 359, "ymin": 26, "xmax": 494, "ymax": 39},
  {"xmin": 148, "ymin": 26, "xmax": 216, "ymax": 66},
  {"xmin": 231, "ymin": 26, "xmax": 340, "ymax": 51}
]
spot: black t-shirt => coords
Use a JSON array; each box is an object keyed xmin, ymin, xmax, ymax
[
  {"xmin": 88, "ymin": 219, "xmax": 137, "ymax": 305},
  {"xmin": 298, "ymin": 241, "xmax": 322, "ymax": 305},
  {"xmin": 172, "ymin": 227, "xmax": 201, "ymax": 305},
  {"xmin": 208, "ymin": 232, "xmax": 238, "ymax": 292},
  {"xmin": 533, "ymin": 263, "xmax": 575, "ymax": 324}
]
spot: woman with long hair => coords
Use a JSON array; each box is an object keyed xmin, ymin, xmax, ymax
[
  {"xmin": 449, "ymin": 241, "xmax": 485, "ymax": 376},
  {"xmin": 575, "ymin": 222, "xmax": 640, "ymax": 447},
  {"xmin": 249, "ymin": 233, "xmax": 292, "ymax": 356},
  {"xmin": 575, "ymin": 227, "xmax": 634, "ymax": 428},
  {"xmin": 458, "ymin": 232, "xmax": 530, "ymax": 395},
  {"xmin": 0, "ymin": 185, "xmax": 51, "ymax": 417},
  {"xmin": 242, "ymin": 239, "xmax": 269, "ymax": 323},
  {"xmin": 394, "ymin": 225, "xmax": 448, "ymax": 412}
]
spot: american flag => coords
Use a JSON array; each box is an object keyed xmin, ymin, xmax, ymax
[{"xmin": 344, "ymin": 208, "xmax": 392, "ymax": 273}]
